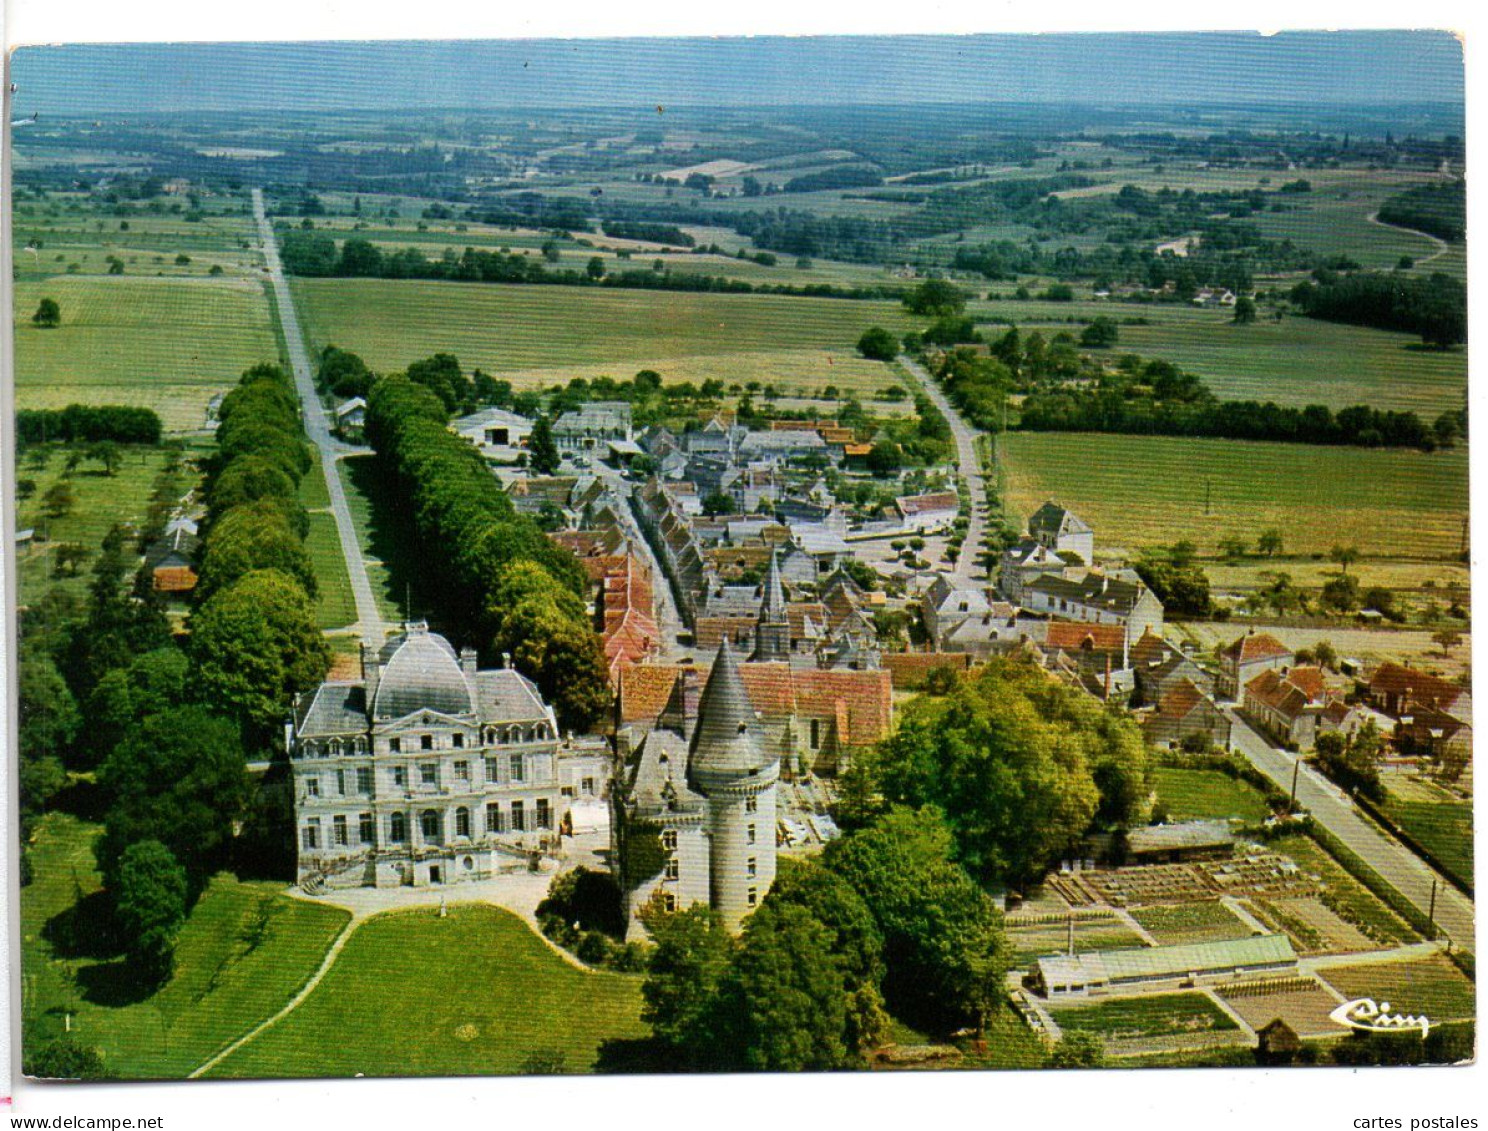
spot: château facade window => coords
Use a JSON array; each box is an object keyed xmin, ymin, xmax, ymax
[
  {"xmin": 302, "ymin": 819, "xmax": 320, "ymax": 850},
  {"xmin": 509, "ymin": 754, "xmax": 525, "ymax": 783},
  {"xmin": 421, "ymin": 734, "xmax": 434, "ymax": 751},
  {"xmin": 389, "ymin": 737, "xmax": 402, "ymax": 754},
  {"xmin": 421, "ymin": 809, "xmax": 442, "ymax": 842},
  {"xmin": 358, "ymin": 813, "xmax": 375, "ymax": 845},
  {"xmin": 357, "ymin": 767, "xmax": 373, "ymax": 795},
  {"xmin": 536, "ymin": 798, "xmax": 551, "ymax": 829},
  {"xmin": 392, "ymin": 765, "xmax": 408, "ymax": 788},
  {"xmin": 511, "ymin": 801, "xmax": 525, "ymax": 832},
  {"xmin": 333, "ymin": 815, "xmax": 348, "ymax": 846},
  {"xmin": 389, "ymin": 812, "xmax": 407, "ymax": 843},
  {"xmin": 456, "ymin": 807, "xmax": 471, "ymax": 838},
  {"xmin": 486, "ymin": 803, "xmax": 503, "ymax": 834},
  {"xmin": 420, "ymin": 763, "xmax": 438, "ymax": 786}
]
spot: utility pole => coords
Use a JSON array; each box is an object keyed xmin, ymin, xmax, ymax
[
  {"xmin": 1204, "ymin": 479, "xmax": 1212, "ymax": 517},
  {"xmin": 1428, "ymin": 878, "xmax": 1438, "ymax": 938},
  {"xmin": 1288, "ymin": 759, "xmax": 1300, "ymax": 815}
]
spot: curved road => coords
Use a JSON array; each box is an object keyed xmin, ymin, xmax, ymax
[
  {"xmin": 1226, "ymin": 709, "xmax": 1474, "ymax": 950},
  {"xmin": 252, "ymin": 189, "xmax": 388, "ymax": 646},
  {"xmin": 898, "ymin": 354, "xmax": 989, "ymax": 583},
  {"xmin": 1366, "ymin": 210, "xmax": 1450, "ymax": 265}
]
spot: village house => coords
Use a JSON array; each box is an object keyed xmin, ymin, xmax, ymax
[
  {"xmin": 333, "ymin": 397, "xmax": 367, "ymax": 442},
  {"xmin": 1365, "ymin": 661, "xmax": 1472, "ymax": 724},
  {"xmin": 1028, "ymin": 501, "xmax": 1095, "ymax": 565},
  {"xmin": 1144, "ymin": 677, "xmax": 1234, "ymax": 749},
  {"xmin": 553, "ymin": 401, "xmax": 633, "ymax": 455},
  {"xmin": 1242, "ymin": 665, "xmax": 1357, "ymax": 750},
  {"xmin": 1022, "ymin": 572, "xmax": 1164, "ymax": 643},
  {"xmin": 895, "ymin": 490, "xmax": 960, "ymax": 534},
  {"xmin": 1216, "ymin": 630, "xmax": 1295, "ymax": 700},
  {"xmin": 143, "ymin": 525, "xmax": 201, "ymax": 594},
  {"xmin": 997, "ymin": 538, "xmax": 1068, "ymax": 604},
  {"xmin": 1130, "ymin": 630, "xmax": 1211, "ymax": 705}
]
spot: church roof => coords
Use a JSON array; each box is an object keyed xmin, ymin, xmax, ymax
[
  {"xmin": 760, "ymin": 549, "xmax": 787, "ymax": 622},
  {"xmin": 688, "ymin": 640, "xmax": 772, "ymax": 786},
  {"xmin": 373, "ymin": 622, "xmax": 476, "ymax": 720}
]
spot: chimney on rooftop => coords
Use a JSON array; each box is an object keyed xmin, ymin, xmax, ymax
[{"xmin": 459, "ymin": 646, "xmax": 478, "ymax": 676}]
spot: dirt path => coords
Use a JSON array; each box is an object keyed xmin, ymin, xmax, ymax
[{"xmin": 1366, "ymin": 211, "xmax": 1450, "ymax": 265}]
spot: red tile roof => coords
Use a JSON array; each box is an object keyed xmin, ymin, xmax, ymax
[
  {"xmin": 1222, "ymin": 631, "xmax": 1293, "ymax": 665},
  {"xmin": 1369, "ymin": 662, "xmax": 1464, "ymax": 710},
  {"xmin": 1044, "ymin": 621, "xmax": 1126, "ymax": 654}
]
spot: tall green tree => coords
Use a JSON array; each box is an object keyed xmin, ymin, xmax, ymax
[
  {"xmin": 113, "ymin": 840, "xmax": 188, "ymax": 986},
  {"xmin": 96, "ymin": 706, "xmax": 248, "ymax": 891},
  {"xmin": 825, "ymin": 806, "xmax": 1009, "ymax": 1033},
  {"xmin": 32, "ymin": 297, "xmax": 61, "ymax": 328},
  {"xmin": 528, "ymin": 415, "xmax": 561, "ymax": 475},
  {"xmin": 640, "ymin": 904, "xmax": 736, "ymax": 1064},
  {"xmin": 189, "ymin": 569, "xmax": 330, "ymax": 741}
]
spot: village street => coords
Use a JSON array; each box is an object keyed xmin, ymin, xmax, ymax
[
  {"xmin": 1225, "ymin": 709, "xmax": 1475, "ymax": 950},
  {"xmin": 897, "ymin": 354, "xmax": 989, "ymax": 582}
]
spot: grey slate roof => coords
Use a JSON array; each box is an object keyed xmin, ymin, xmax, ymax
[
  {"xmin": 688, "ymin": 640, "xmax": 772, "ymax": 786},
  {"xmin": 296, "ymin": 682, "xmax": 369, "ymax": 737},
  {"xmin": 628, "ymin": 728, "xmax": 705, "ymax": 814},
  {"xmin": 1029, "ymin": 501, "xmax": 1091, "ymax": 537},
  {"xmin": 143, "ymin": 526, "xmax": 201, "ymax": 572},
  {"xmin": 471, "ymin": 670, "xmax": 551, "ymax": 723},
  {"xmin": 1027, "ymin": 572, "xmax": 1146, "ymax": 614},
  {"xmin": 373, "ymin": 623, "xmax": 476, "ymax": 720},
  {"xmin": 1127, "ymin": 819, "xmax": 1236, "ymax": 856},
  {"xmin": 759, "ymin": 550, "xmax": 787, "ymax": 622},
  {"xmin": 1037, "ymin": 933, "xmax": 1295, "ymax": 989}
]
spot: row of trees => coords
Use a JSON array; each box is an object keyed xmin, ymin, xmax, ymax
[
  {"xmin": 17, "ymin": 404, "xmax": 163, "ymax": 446},
  {"xmin": 276, "ymin": 231, "xmax": 897, "ymax": 302},
  {"xmin": 364, "ymin": 376, "xmax": 611, "ymax": 730},
  {"xmin": 640, "ymin": 806, "xmax": 1009, "ymax": 1070},
  {"xmin": 1019, "ymin": 386, "xmax": 1461, "ymax": 452}
]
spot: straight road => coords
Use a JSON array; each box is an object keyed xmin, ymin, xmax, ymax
[
  {"xmin": 252, "ymin": 189, "xmax": 388, "ymax": 646},
  {"xmin": 898, "ymin": 354, "xmax": 988, "ymax": 583},
  {"xmin": 1226, "ymin": 709, "xmax": 1474, "ymax": 951}
]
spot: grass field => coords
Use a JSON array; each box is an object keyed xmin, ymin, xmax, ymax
[
  {"xmin": 1150, "ymin": 768, "xmax": 1272, "ymax": 823},
  {"xmin": 999, "ymin": 432, "xmax": 1468, "ymax": 560},
  {"xmin": 1320, "ymin": 956, "xmax": 1476, "ymax": 1022},
  {"xmin": 1129, "ymin": 902, "xmax": 1255, "ymax": 947},
  {"xmin": 15, "ymin": 445, "xmax": 190, "ymax": 607},
  {"xmin": 13, "ymin": 276, "xmax": 279, "ymax": 432},
  {"xmin": 304, "ymin": 513, "xmax": 357, "ymax": 631},
  {"xmin": 1379, "ymin": 796, "xmax": 1474, "ymax": 890},
  {"xmin": 1050, "ymin": 992, "xmax": 1239, "ymax": 1041},
  {"xmin": 20, "ymin": 813, "xmax": 349, "ymax": 1079},
  {"xmin": 340, "ymin": 455, "xmax": 409, "ymax": 625},
  {"xmin": 292, "ymin": 278, "xmax": 913, "ymax": 397},
  {"xmin": 207, "ymin": 904, "xmax": 647, "ymax": 1077}
]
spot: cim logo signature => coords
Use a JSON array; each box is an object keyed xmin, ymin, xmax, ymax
[{"xmin": 1329, "ymin": 997, "xmax": 1432, "ymax": 1038}]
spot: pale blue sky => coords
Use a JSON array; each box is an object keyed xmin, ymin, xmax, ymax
[{"xmin": 10, "ymin": 31, "xmax": 1464, "ymax": 115}]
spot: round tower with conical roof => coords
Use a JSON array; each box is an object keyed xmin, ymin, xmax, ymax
[{"xmin": 688, "ymin": 639, "xmax": 779, "ymax": 930}]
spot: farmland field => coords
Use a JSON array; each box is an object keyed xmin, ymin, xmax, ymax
[
  {"xmin": 292, "ymin": 278, "xmax": 913, "ymax": 396},
  {"xmin": 1268, "ymin": 834, "xmax": 1419, "ymax": 948},
  {"xmin": 1319, "ymin": 956, "xmax": 1476, "ymax": 1022},
  {"xmin": 1006, "ymin": 918, "xmax": 1147, "ymax": 965},
  {"xmin": 1129, "ymin": 902, "xmax": 1255, "ymax": 946},
  {"xmin": 20, "ymin": 813, "xmax": 350, "ymax": 1079},
  {"xmin": 1379, "ymin": 795, "xmax": 1474, "ymax": 889},
  {"xmin": 998, "ymin": 432, "xmax": 1468, "ymax": 560},
  {"xmin": 1151, "ymin": 768, "xmax": 1272, "ymax": 823},
  {"xmin": 13, "ymin": 276, "xmax": 279, "ymax": 432},
  {"xmin": 1050, "ymin": 992, "xmax": 1239, "ymax": 1041},
  {"xmin": 206, "ymin": 904, "xmax": 647, "ymax": 1077}
]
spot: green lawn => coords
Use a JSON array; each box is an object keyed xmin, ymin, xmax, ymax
[
  {"xmin": 1380, "ymin": 797, "xmax": 1474, "ymax": 889},
  {"xmin": 1050, "ymin": 992, "xmax": 1239, "ymax": 1041},
  {"xmin": 1151, "ymin": 768, "xmax": 1272, "ymax": 823},
  {"xmin": 207, "ymin": 903, "xmax": 647, "ymax": 1077},
  {"xmin": 1321, "ymin": 956, "xmax": 1476, "ymax": 1022},
  {"xmin": 292, "ymin": 278, "xmax": 914, "ymax": 396},
  {"xmin": 339, "ymin": 454, "xmax": 407, "ymax": 625},
  {"xmin": 20, "ymin": 813, "xmax": 349, "ymax": 1079},
  {"xmin": 1129, "ymin": 902, "xmax": 1255, "ymax": 946},
  {"xmin": 14, "ymin": 276, "xmax": 279, "ymax": 432},
  {"xmin": 999, "ymin": 432, "xmax": 1468, "ymax": 560},
  {"xmin": 15, "ymin": 444, "xmax": 191, "ymax": 607},
  {"xmin": 304, "ymin": 512, "xmax": 357, "ymax": 630}
]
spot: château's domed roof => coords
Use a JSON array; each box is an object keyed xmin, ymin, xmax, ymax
[{"xmin": 373, "ymin": 622, "xmax": 475, "ymax": 720}]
